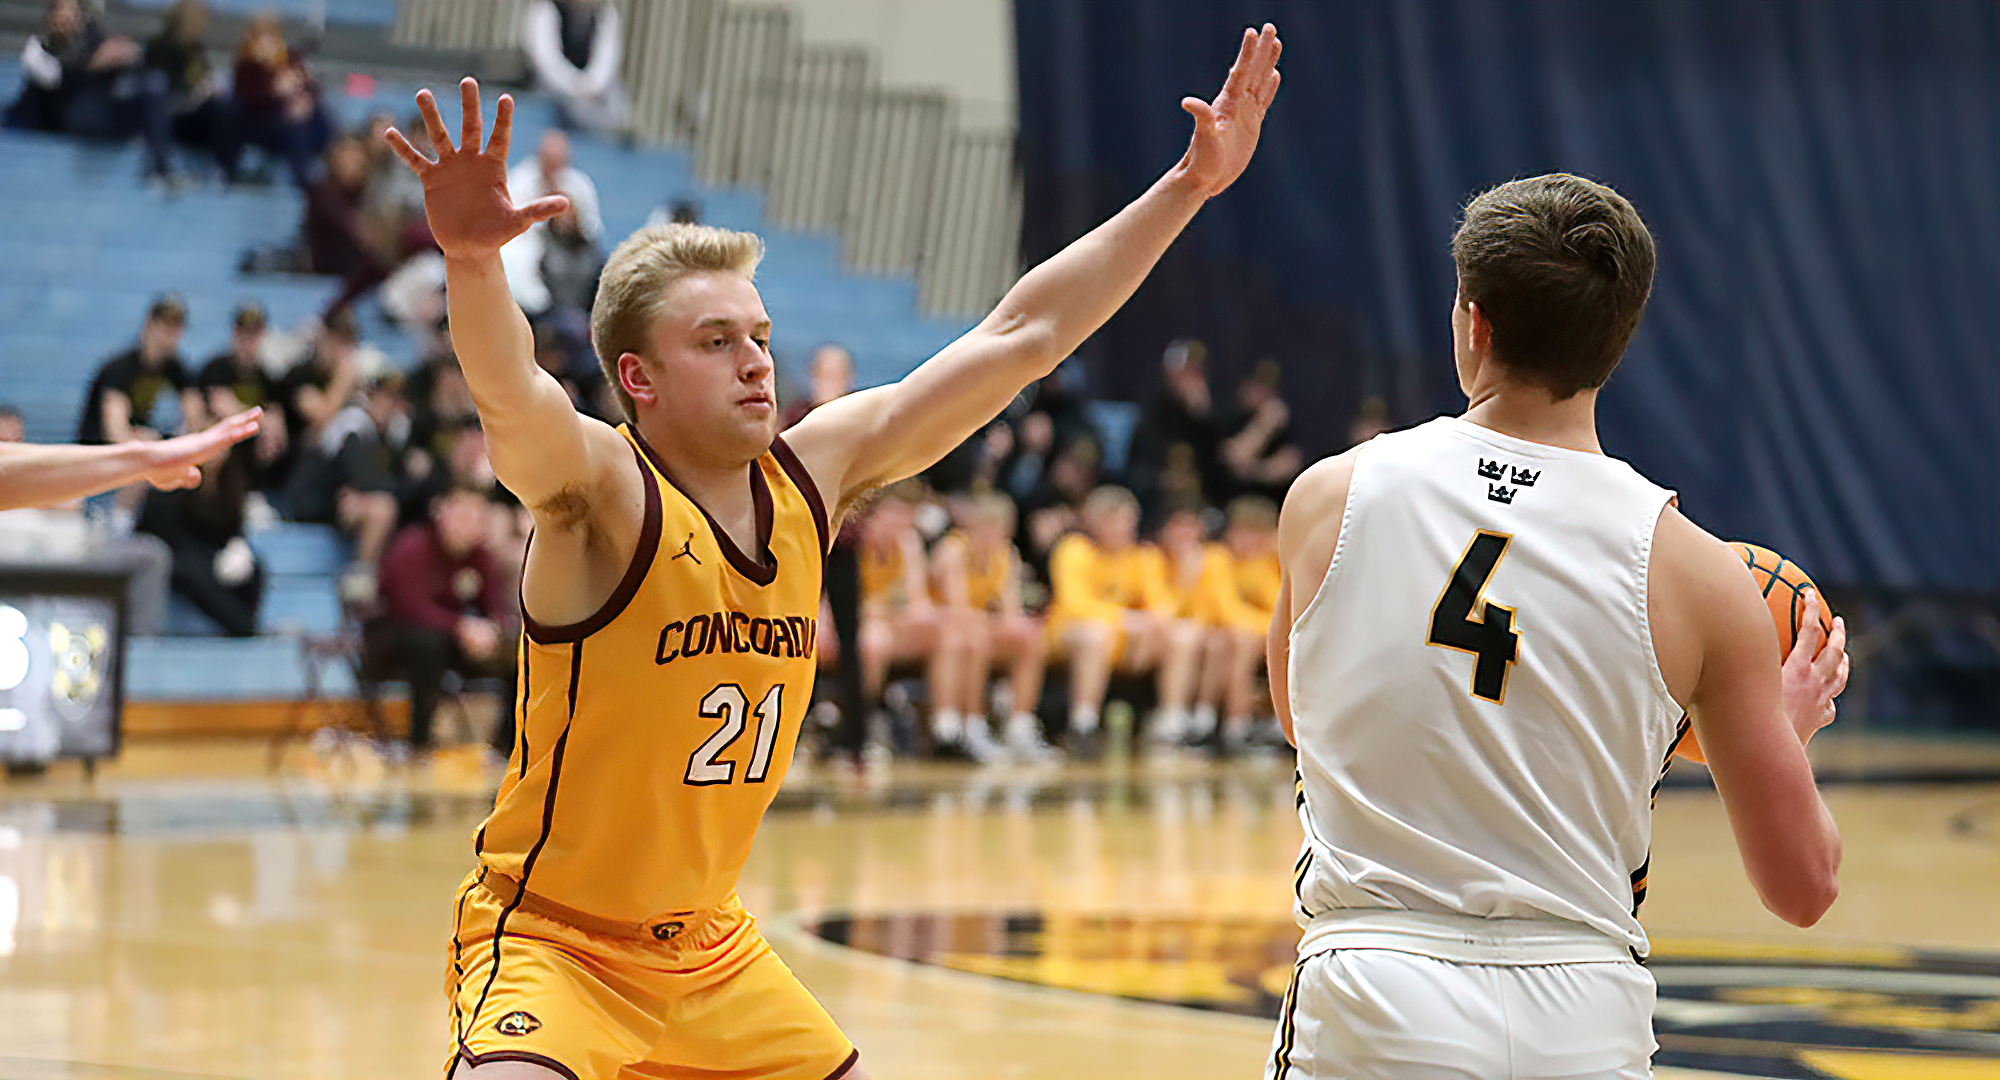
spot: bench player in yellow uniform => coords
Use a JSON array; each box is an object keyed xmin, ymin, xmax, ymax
[
  {"xmin": 384, "ymin": 25, "xmax": 1280, "ymax": 1080},
  {"xmin": 1197, "ymin": 495, "xmax": 1282, "ymax": 752},
  {"xmin": 1046, "ymin": 487, "xmax": 1207, "ymax": 751},
  {"xmin": 931, "ymin": 492, "xmax": 1049, "ymax": 761},
  {"xmin": 854, "ymin": 482, "xmax": 963, "ymax": 753},
  {"xmin": 1140, "ymin": 503, "xmax": 1231, "ymax": 748}
]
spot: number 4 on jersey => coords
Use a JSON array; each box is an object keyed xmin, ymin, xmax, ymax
[{"xmin": 1428, "ymin": 531, "xmax": 1520, "ymax": 703}]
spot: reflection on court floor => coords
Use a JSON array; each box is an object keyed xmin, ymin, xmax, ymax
[
  {"xmin": 0, "ymin": 745, "xmax": 1991, "ymax": 1079},
  {"xmin": 806, "ymin": 910, "xmax": 2000, "ymax": 1078}
]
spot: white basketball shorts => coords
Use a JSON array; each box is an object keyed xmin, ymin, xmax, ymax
[{"xmin": 1264, "ymin": 948, "xmax": 1657, "ymax": 1080}]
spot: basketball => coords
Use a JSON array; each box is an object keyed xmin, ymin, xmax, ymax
[{"xmin": 1677, "ymin": 543, "xmax": 1836, "ymax": 764}]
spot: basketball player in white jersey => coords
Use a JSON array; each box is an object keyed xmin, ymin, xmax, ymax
[{"xmin": 1265, "ymin": 174, "xmax": 1849, "ymax": 1079}]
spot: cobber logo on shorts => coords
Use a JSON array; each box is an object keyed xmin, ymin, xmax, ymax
[{"xmin": 495, "ymin": 1011, "xmax": 542, "ymax": 1037}]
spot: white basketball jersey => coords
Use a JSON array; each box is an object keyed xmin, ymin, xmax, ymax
[{"xmin": 1289, "ymin": 416, "xmax": 1680, "ymax": 955}]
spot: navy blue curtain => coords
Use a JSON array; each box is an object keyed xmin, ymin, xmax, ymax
[{"xmin": 1016, "ymin": 0, "xmax": 1999, "ymax": 594}]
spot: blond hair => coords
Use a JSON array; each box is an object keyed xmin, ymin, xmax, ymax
[
  {"xmin": 1081, "ymin": 485, "xmax": 1139, "ymax": 524},
  {"xmin": 592, "ymin": 222, "xmax": 765, "ymax": 421}
]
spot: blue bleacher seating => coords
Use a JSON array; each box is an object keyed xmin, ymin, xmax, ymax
[
  {"xmin": 123, "ymin": 0, "xmax": 399, "ymax": 28},
  {"xmin": 2, "ymin": 56, "xmax": 975, "ymax": 699},
  {"xmin": 247, "ymin": 523, "xmax": 349, "ymax": 577}
]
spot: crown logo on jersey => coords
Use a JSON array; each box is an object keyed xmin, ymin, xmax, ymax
[
  {"xmin": 1509, "ymin": 466, "xmax": 1540, "ymax": 487},
  {"xmin": 1488, "ymin": 483, "xmax": 1517, "ymax": 505},
  {"xmin": 1477, "ymin": 458, "xmax": 1508, "ymax": 481}
]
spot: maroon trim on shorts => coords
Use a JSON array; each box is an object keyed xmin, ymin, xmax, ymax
[
  {"xmin": 521, "ymin": 442, "xmax": 663, "ymax": 644},
  {"xmin": 456, "ymin": 1044, "xmax": 582, "ymax": 1080},
  {"xmin": 823, "ymin": 1048, "xmax": 862, "ymax": 1080}
]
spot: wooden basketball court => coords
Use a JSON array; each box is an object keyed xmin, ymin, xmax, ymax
[{"xmin": 0, "ymin": 736, "xmax": 1992, "ymax": 1079}]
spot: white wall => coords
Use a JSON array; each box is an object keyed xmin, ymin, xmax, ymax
[{"xmin": 784, "ymin": 0, "xmax": 1016, "ymax": 131}]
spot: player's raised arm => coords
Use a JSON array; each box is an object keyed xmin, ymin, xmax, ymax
[
  {"xmin": 787, "ymin": 25, "xmax": 1283, "ymax": 519},
  {"xmin": 384, "ymin": 80, "xmax": 624, "ymax": 516},
  {"xmin": 1656, "ymin": 510, "xmax": 1844, "ymax": 927}
]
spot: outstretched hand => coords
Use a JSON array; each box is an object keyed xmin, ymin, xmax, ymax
[
  {"xmin": 384, "ymin": 78, "xmax": 571, "ymax": 260},
  {"xmin": 1178, "ymin": 24, "xmax": 1283, "ymax": 198},
  {"xmin": 140, "ymin": 408, "xmax": 261, "ymax": 492}
]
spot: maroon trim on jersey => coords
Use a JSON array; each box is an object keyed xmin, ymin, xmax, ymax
[
  {"xmin": 771, "ymin": 433, "xmax": 830, "ymax": 559},
  {"xmin": 455, "ymin": 1046, "xmax": 582, "ymax": 1080},
  {"xmin": 521, "ymin": 443, "xmax": 664, "ymax": 645},
  {"xmin": 823, "ymin": 1049, "xmax": 862, "ymax": 1080},
  {"xmin": 631, "ymin": 429, "xmax": 780, "ymax": 587}
]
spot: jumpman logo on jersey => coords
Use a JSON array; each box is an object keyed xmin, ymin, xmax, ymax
[{"xmin": 672, "ymin": 534, "xmax": 701, "ymax": 564}]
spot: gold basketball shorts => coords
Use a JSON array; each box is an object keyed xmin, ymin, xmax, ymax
[{"xmin": 446, "ymin": 870, "xmax": 858, "ymax": 1080}]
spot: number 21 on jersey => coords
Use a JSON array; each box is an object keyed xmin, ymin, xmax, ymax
[
  {"xmin": 1427, "ymin": 531, "xmax": 1521, "ymax": 703},
  {"xmin": 685, "ymin": 683, "xmax": 784, "ymax": 785}
]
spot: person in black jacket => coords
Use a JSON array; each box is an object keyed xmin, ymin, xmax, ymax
[
  {"xmin": 143, "ymin": 0, "xmax": 237, "ymax": 179},
  {"xmin": 5, "ymin": 0, "xmax": 177, "ymax": 182},
  {"xmin": 137, "ymin": 442, "xmax": 264, "ymax": 636}
]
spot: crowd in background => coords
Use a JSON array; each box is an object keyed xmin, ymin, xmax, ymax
[
  {"xmin": 1, "ymin": 0, "xmax": 1382, "ymax": 765},
  {"xmin": 804, "ymin": 336, "xmax": 1373, "ymax": 765}
]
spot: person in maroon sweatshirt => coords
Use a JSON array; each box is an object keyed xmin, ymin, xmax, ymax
[{"xmin": 364, "ymin": 482, "xmax": 516, "ymax": 754}]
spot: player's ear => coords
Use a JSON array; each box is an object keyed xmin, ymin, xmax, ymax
[
  {"xmin": 619, "ymin": 352, "xmax": 659, "ymax": 410},
  {"xmin": 1465, "ymin": 301, "xmax": 1493, "ymax": 356}
]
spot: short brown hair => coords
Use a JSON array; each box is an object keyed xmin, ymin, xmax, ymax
[
  {"xmin": 1450, "ymin": 174, "xmax": 1655, "ymax": 399},
  {"xmin": 592, "ymin": 222, "xmax": 766, "ymax": 421}
]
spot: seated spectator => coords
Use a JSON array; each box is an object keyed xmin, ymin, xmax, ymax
[
  {"xmin": 1128, "ymin": 338, "xmax": 1222, "ymax": 512},
  {"xmin": 278, "ymin": 351, "xmax": 400, "ymax": 586},
  {"xmin": 932, "ymin": 492, "xmax": 1049, "ymax": 761},
  {"xmin": 304, "ymin": 371, "xmax": 407, "ymax": 542},
  {"xmin": 1197, "ymin": 495, "xmax": 1281, "ymax": 753},
  {"xmin": 136, "ymin": 440, "xmax": 263, "ymax": 636},
  {"xmin": 274, "ymin": 310, "xmax": 361, "ymax": 466},
  {"xmin": 230, "ymin": 11, "xmax": 328, "ymax": 188},
  {"xmin": 1043, "ymin": 486, "xmax": 1203, "ymax": 754},
  {"xmin": 77, "ymin": 296, "xmax": 203, "ymax": 446},
  {"xmin": 364, "ymin": 484, "xmax": 518, "ymax": 757},
  {"xmin": 503, "ymin": 130, "xmax": 603, "ymax": 374},
  {"xmin": 303, "ymin": 135, "xmax": 374, "ymax": 276},
  {"xmin": 197, "ymin": 302, "xmax": 287, "ymax": 483},
  {"xmin": 856, "ymin": 483, "xmax": 962, "ymax": 755},
  {"xmin": 6, "ymin": 0, "xmax": 176, "ymax": 183},
  {"xmin": 406, "ymin": 354, "xmax": 479, "ymax": 460},
  {"xmin": 1019, "ymin": 435, "xmax": 1100, "ymax": 584},
  {"xmin": 308, "ymin": 134, "xmax": 434, "ymax": 316},
  {"xmin": 1220, "ymin": 358, "xmax": 1303, "ymax": 501},
  {"xmin": 522, "ymin": 0, "xmax": 630, "ymax": 139},
  {"xmin": 144, "ymin": 0, "xmax": 234, "ymax": 179},
  {"xmin": 1136, "ymin": 504, "xmax": 1223, "ymax": 747}
]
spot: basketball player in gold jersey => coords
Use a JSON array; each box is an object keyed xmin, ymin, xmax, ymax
[
  {"xmin": 385, "ymin": 23, "xmax": 1280, "ymax": 1080},
  {"xmin": 854, "ymin": 481, "xmax": 961, "ymax": 751},
  {"xmin": 931, "ymin": 492, "xmax": 1048, "ymax": 760}
]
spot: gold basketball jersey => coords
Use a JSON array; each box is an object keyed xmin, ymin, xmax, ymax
[
  {"xmin": 474, "ymin": 426, "xmax": 829, "ymax": 924},
  {"xmin": 858, "ymin": 540, "xmax": 908, "ymax": 606},
  {"xmin": 934, "ymin": 530, "xmax": 1011, "ymax": 611}
]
